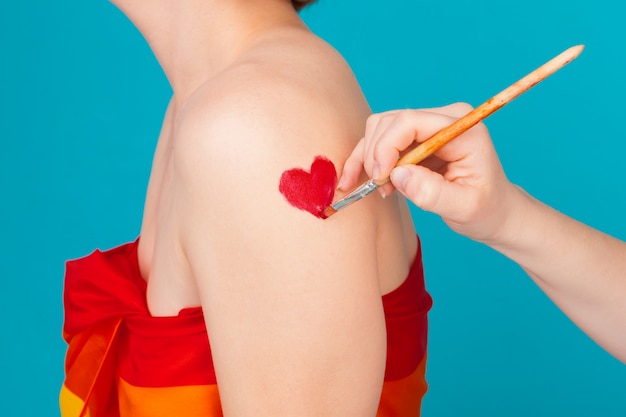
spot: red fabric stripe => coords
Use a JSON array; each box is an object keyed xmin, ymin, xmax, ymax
[
  {"xmin": 63, "ymin": 238, "xmax": 431, "ymax": 390},
  {"xmin": 382, "ymin": 243, "xmax": 432, "ymax": 380},
  {"xmin": 118, "ymin": 308, "xmax": 218, "ymax": 386},
  {"xmin": 63, "ymin": 240, "xmax": 146, "ymax": 339}
]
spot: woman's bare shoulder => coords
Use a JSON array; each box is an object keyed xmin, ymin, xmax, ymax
[
  {"xmin": 172, "ymin": 28, "xmax": 380, "ymax": 248},
  {"xmin": 176, "ymin": 30, "xmax": 370, "ymax": 165}
]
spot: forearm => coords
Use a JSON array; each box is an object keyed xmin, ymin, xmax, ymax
[{"xmin": 487, "ymin": 186, "xmax": 626, "ymax": 362}]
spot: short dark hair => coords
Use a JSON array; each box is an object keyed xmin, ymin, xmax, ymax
[{"xmin": 292, "ymin": 0, "xmax": 317, "ymax": 11}]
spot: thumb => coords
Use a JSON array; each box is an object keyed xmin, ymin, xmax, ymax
[{"xmin": 390, "ymin": 165, "xmax": 466, "ymax": 220}]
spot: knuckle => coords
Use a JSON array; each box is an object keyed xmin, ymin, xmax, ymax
[
  {"xmin": 395, "ymin": 109, "xmax": 417, "ymax": 125},
  {"xmin": 365, "ymin": 113, "xmax": 381, "ymax": 131},
  {"xmin": 450, "ymin": 102, "xmax": 474, "ymax": 116},
  {"xmin": 372, "ymin": 141, "xmax": 390, "ymax": 165}
]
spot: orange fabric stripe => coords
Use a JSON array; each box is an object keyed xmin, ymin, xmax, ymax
[
  {"xmin": 63, "ymin": 317, "xmax": 123, "ymax": 417},
  {"xmin": 117, "ymin": 357, "xmax": 426, "ymax": 417},
  {"xmin": 118, "ymin": 378, "xmax": 223, "ymax": 417},
  {"xmin": 377, "ymin": 354, "xmax": 428, "ymax": 417}
]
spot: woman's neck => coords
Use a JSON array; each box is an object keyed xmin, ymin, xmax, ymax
[{"xmin": 111, "ymin": 0, "xmax": 306, "ymax": 106}]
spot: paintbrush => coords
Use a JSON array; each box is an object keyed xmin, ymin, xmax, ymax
[{"xmin": 322, "ymin": 44, "xmax": 585, "ymax": 219}]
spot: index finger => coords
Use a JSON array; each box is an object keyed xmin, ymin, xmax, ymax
[{"xmin": 370, "ymin": 109, "xmax": 465, "ymax": 181}]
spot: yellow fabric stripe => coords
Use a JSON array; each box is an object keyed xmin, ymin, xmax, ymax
[{"xmin": 60, "ymin": 384, "xmax": 89, "ymax": 417}]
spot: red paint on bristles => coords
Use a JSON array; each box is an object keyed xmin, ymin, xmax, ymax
[
  {"xmin": 320, "ymin": 205, "xmax": 337, "ymax": 219},
  {"xmin": 279, "ymin": 156, "xmax": 337, "ymax": 219}
]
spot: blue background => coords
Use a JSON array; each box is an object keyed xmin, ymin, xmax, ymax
[{"xmin": 1, "ymin": 0, "xmax": 624, "ymax": 415}]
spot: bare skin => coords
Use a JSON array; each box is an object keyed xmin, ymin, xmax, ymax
[
  {"xmin": 340, "ymin": 105, "xmax": 626, "ymax": 364},
  {"xmin": 110, "ymin": 0, "xmax": 419, "ymax": 415}
]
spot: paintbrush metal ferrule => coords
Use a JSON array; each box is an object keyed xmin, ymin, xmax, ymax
[{"xmin": 330, "ymin": 179, "xmax": 379, "ymax": 211}]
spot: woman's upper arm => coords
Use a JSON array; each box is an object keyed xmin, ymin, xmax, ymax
[{"xmin": 173, "ymin": 86, "xmax": 385, "ymax": 416}]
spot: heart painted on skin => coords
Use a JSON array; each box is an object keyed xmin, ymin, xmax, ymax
[{"xmin": 279, "ymin": 156, "xmax": 337, "ymax": 219}]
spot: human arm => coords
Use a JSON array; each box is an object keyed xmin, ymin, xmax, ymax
[
  {"xmin": 339, "ymin": 104, "xmax": 626, "ymax": 363},
  {"xmin": 172, "ymin": 70, "xmax": 387, "ymax": 415}
]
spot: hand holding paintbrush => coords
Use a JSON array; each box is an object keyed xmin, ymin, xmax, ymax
[
  {"xmin": 324, "ymin": 45, "xmax": 585, "ymax": 219},
  {"xmin": 332, "ymin": 44, "xmax": 626, "ymax": 366}
]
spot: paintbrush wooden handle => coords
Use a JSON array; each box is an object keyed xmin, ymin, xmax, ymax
[{"xmin": 392, "ymin": 44, "xmax": 584, "ymax": 170}]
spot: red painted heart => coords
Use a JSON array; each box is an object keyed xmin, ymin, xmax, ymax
[{"xmin": 279, "ymin": 156, "xmax": 337, "ymax": 219}]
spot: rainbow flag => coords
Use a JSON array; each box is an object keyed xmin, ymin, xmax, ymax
[{"xmin": 60, "ymin": 240, "xmax": 431, "ymax": 416}]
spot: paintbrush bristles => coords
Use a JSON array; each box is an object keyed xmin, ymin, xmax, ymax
[
  {"xmin": 396, "ymin": 44, "xmax": 584, "ymax": 167},
  {"xmin": 321, "ymin": 205, "xmax": 337, "ymax": 219}
]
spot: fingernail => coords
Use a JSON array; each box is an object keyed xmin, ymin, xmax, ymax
[
  {"xmin": 390, "ymin": 167, "xmax": 409, "ymax": 190},
  {"xmin": 378, "ymin": 188, "xmax": 387, "ymax": 199}
]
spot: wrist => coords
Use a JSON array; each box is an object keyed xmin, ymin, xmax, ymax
[{"xmin": 480, "ymin": 184, "xmax": 535, "ymax": 251}]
